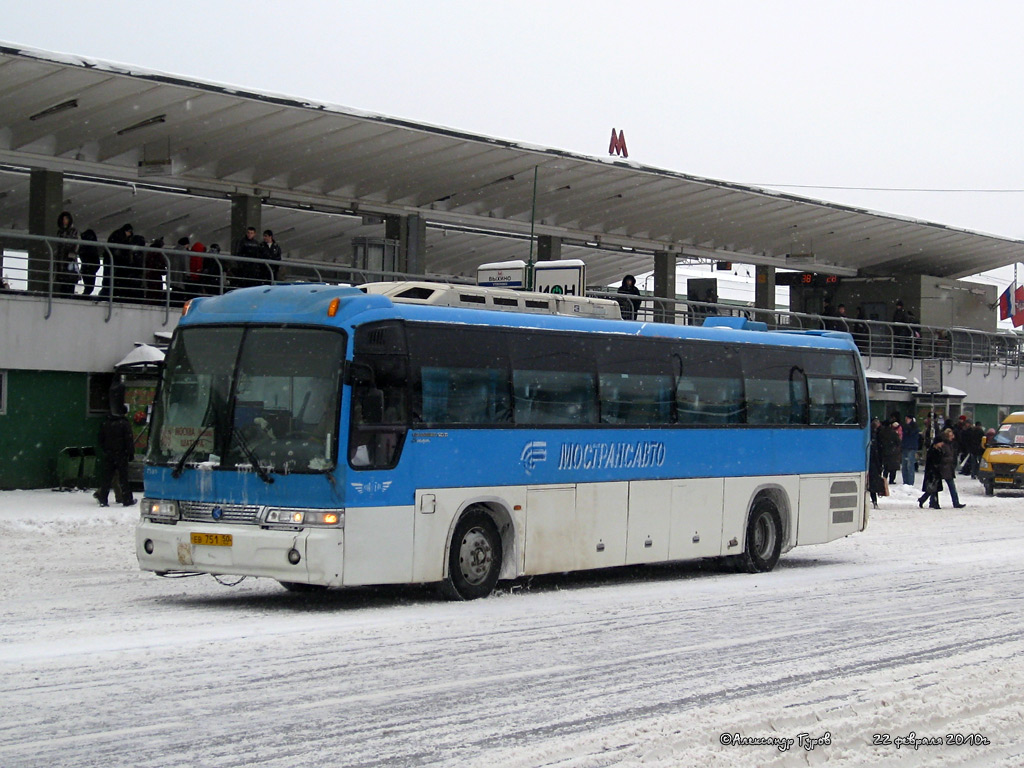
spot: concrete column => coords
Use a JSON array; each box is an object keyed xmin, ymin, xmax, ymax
[
  {"xmin": 28, "ymin": 169, "xmax": 64, "ymax": 292},
  {"xmin": 230, "ymin": 194, "xmax": 262, "ymax": 253},
  {"xmin": 653, "ymin": 250, "xmax": 677, "ymax": 324},
  {"xmin": 537, "ymin": 235, "xmax": 562, "ymax": 261},
  {"xmin": 754, "ymin": 264, "xmax": 776, "ymax": 324},
  {"xmin": 384, "ymin": 215, "xmax": 402, "ymax": 246},
  {"xmin": 385, "ymin": 214, "xmax": 427, "ymax": 275}
]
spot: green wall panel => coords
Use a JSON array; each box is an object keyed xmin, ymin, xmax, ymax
[{"xmin": 0, "ymin": 370, "xmax": 104, "ymax": 490}]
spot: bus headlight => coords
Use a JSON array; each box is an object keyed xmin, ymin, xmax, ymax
[
  {"xmin": 979, "ymin": 458, "xmax": 990, "ymax": 470},
  {"xmin": 141, "ymin": 498, "xmax": 179, "ymax": 522},
  {"xmin": 264, "ymin": 508, "xmax": 344, "ymax": 528}
]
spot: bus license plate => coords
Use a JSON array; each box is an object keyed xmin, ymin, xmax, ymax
[
  {"xmin": 995, "ymin": 478, "xmax": 1015, "ymax": 484},
  {"xmin": 191, "ymin": 532, "xmax": 233, "ymax": 547}
]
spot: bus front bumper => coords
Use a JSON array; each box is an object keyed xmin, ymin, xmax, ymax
[{"xmin": 136, "ymin": 520, "xmax": 345, "ymax": 587}]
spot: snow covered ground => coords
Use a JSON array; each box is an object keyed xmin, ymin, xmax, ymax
[{"xmin": 1, "ymin": 479, "xmax": 1022, "ymax": 768}]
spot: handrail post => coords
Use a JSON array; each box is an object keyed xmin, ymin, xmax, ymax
[
  {"xmin": 101, "ymin": 245, "xmax": 114, "ymax": 322},
  {"xmin": 44, "ymin": 241, "xmax": 55, "ymax": 319}
]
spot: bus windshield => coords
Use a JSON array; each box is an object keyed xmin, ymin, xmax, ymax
[
  {"xmin": 148, "ymin": 326, "xmax": 346, "ymax": 474},
  {"xmin": 992, "ymin": 421, "xmax": 1024, "ymax": 447}
]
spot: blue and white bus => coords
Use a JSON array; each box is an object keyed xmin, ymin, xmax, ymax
[{"xmin": 136, "ymin": 282, "xmax": 869, "ymax": 599}]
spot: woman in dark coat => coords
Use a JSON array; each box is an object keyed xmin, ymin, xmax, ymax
[
  {"xmin": 918, "ymin": 436, "xmax": 945, "ymax": 508},
  {"xmin": 54, "ymin": 210, "xmax": 79, "ymax": 295},
  {"xmin": 868, "ymin": 420, "xmax": 886, "ymax": 509},
  {"xmin": 876, "ymin": 419, "xmax": 902, "ymax": 484},
  {"xmin": 616, "ymin": 274, "xmax": 641, "ymax": 321},
  {"xmin": 939, "ymin": 427, "xmax": 966, "ymax": 508},
  {"xmin": 104, "ymin": 222, "xmax": 134, "ymax": 301},
  {"xmin": 78, "ymin": 229, "xmax": 101, "ymax": 296}
]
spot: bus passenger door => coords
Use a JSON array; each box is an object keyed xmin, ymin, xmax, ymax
[
  {"xmin": 625, "ymin": 481, "xmax": 671, "ymax": 564},
  {"xmin": 668, "ymin": 479, "xmax": 725, "ymax": 560},
  {"xmin": 525, "ymin": 485, "xmax": 577, "ymax": 575}
]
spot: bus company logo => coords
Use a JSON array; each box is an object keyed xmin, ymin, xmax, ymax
[
  {"xmin": 210, "ymin": 506, "xmax": 223, "ymax": 520},
  {"xmin": 558, "ymin": 440, "xmax": 666, "ymax": 470},
  {"xmin": 520, "ymin": 441, "xmax": 548, "ymax": 471},
  {"xmin": 350, "ymin": 480, "xmax": 393, "ymax": 495}
]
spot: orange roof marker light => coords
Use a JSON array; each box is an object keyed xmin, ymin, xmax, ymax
[
  {"xmin": 327, "ymin": 297, "xmax": 341, "ymax": 317},
  {"xmin": 181, "ymin": 299, "xmax": 193, "ymax": 316}
]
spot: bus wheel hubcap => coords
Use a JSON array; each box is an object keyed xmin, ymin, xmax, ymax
[
  {"xmin": 459, "ymin": 528, "xmax": 493, "ymax": 585},
  {"xmin": 754, "ymin": 514, "xmax": 775, "ymax": 558}
]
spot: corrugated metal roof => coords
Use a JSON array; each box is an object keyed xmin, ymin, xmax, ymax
[{"xmin": 1, "ymin": 42, "xmax": 1022, "ymax": 287}]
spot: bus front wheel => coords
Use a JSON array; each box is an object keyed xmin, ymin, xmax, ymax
[
  {"xmin": 737, "ymin": 499, "xmax": 783, "ymax": 573},
  {"xmin": 441, "ymin": 509, "xmax": 503, "ymax": 600}
]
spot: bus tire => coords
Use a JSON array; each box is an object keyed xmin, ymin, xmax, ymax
[
  {"xmin": 737, "ymin": 499, "xmax": 783, "ymax": 574},
  {"xmin": 279, "ymin": 581, "xmax": 327, "ymax": 593},
  {"xmin": 441, "ymin": 509, "xmax": 502, "ymax": 600},
  {"xmin": 984, "ymin": 481, "xmax": 994, "ymax": 496}
]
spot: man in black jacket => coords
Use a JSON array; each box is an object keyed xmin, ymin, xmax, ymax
[
  {"xmin": 95, "ymin": 405, "xmax": 136, "ymax": 507},
  {"xmin": 259, "ymin": 229, "xmax": 282, "ymax": 283},
  {"xmin": 231, "ymin": 226, "xmax": 263, "ymax": 288}
]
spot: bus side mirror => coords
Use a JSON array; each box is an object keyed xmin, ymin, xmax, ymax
[{"xmin": 346, "ymin": 361, "xmax": 376, "ymax": 387}]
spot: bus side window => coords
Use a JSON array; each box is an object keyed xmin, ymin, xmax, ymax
[{"xmin": 348, "ymin": 352, "xmax": 409, "ymax": 470}]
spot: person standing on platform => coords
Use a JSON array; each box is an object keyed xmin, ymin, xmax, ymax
[
  {"xmin": 892, "ymin": 299, "xmax": 911, "ymax": 354},
  {"xmin": 231, "ymin": 226, "xmax": 262, "ymax": 288},
  {"xmin": 54, "ymin": 210, "xmax": 80, "ymax": 295},
  {"xmin": 259, "ymin": 229, "xmax": 282, "ymax": 283},
  {"xmin": 169, "ymin": 236, "xmax": 191, "ymax": 302},
  {"xmin": 78, "ymin": 229, "xmax": 101, "ymax": 297},
  {"xmin": 616, "ymin": 274, "xmax": 641, "ymax": 321},
  {"xmin": 104, "ymin": 223, "xmax": 134, "ymax": 301}
]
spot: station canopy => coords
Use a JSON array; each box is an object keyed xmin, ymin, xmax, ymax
[{"xmin": 2, "ymin": 42, "xmax": 1023, "ymax": 287}]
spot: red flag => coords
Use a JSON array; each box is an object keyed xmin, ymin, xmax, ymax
[{"xmin": 1014, "ymin": 285, "xmax": 1024, "ymax": 327}]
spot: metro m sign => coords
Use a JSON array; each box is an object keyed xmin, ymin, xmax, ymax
[{"xmin": 609, "ymin": 128, "xmax": 628, "ymax": 158}]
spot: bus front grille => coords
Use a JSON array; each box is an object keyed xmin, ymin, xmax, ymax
[{"xmin": 179, "ymin": 501, "xmax": 262, "ymax": 525}]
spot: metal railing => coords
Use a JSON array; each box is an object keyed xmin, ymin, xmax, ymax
[
  {"xmin": 2, "ymin": 229, "xmax": 1020, "ymax": 375},
  {"xmin": 591, "ymin": 290, "xmax": 1024, "ymax": 378},
  {"xmin": 0, "ymin": 229, "xmax": 471, "ymax": 325}
]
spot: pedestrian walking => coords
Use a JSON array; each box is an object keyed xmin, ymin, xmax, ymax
[
  {"xmin": 940, "ymin": 428, "xmax": 966, "ymax": 508},
  {"xmin": 918, "ymin": 436, "xmax": 945, "ymax": 509},
  {"xmin": 901, "ymin": 414, "xmax": 920, "ymax": 486}
]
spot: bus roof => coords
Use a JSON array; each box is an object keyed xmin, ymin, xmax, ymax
[
  {"xmin": 360, "ymin": 281, "xmax": 622, "ymax": 320},
  {"xmin": 180, "ymin": 284, "xmax": 860, "ymax": 353}
]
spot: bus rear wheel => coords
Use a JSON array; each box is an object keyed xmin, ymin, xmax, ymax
[
  {"xmin": 737, "ymin": 499, "xmax": 783, "ymax": 573},
  {"xmin": 441, "ymin": 509, "xmax": 502, "ymax": 600}
]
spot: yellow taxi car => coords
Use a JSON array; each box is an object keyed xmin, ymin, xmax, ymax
[{"xmin": 978, "ymin": 412, "xmax": 1024, "ymax": 495}]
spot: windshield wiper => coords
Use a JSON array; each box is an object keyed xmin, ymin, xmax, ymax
[
  {"xmin": 231, "ymin": 426, "xmax": 274, "ymax": 484},
  {"xmin": 171, "ymin": 424, "xmax": 212, "ymax": 478}
]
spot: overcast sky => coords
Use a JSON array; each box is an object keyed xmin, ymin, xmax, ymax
[{"xmin": 6, "ymin": 1, "xmax": 1024, "ymax": 284}]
